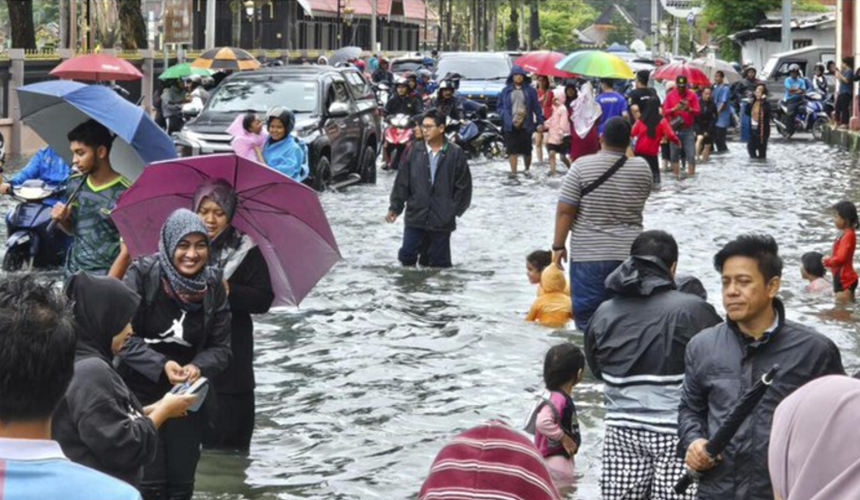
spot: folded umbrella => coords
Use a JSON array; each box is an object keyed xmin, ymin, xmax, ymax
[
  {"xmin": 112, "ymin": 154, "xmax": 340, "ymax": 307},
  {"xmin": 513, "ymin": 51, "xmax": 575, "ymax": 78},
  {"xmin": 555, "ymin": 50, "xmax": 635, "ymax": 80},
  {"xmin": 675, "ymin": 364, "xmax": 780, "ymax": 494},
  {"xmin": 16, "ymin": 81, "xmax": 175, "ymax": 181},
  {"xmin": 653, "ymin": 61, "xmax": 711, "ymax": 87},
  {"xmin": 50, "ymin": 53, "xmax": 143, "ymax": 82}
]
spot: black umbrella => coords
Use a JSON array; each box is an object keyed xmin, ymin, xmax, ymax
[
  {"xmin": 674, "ymin": 364, "xmax": 780, "ymax": 495},
  {"xmin": 329, "ymin": 46, "xmax": 363, "ymax": 66}
]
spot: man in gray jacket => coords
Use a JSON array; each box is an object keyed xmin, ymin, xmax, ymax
[
  {"xmin": 679, "ymin": 233, "xmax": 844, "ymax": 500},
  {"xmin": 587, "ymin": 230, "xmax": 721, "ymax": 500}
]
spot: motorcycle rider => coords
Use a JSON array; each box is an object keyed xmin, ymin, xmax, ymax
[
  {"xmin": 417, "ymin": 69, "xmax": 436, "ymax": 96},
  {"xmin": 0, "ymin": 146, "xmax": 71, "ymax": 206},
  {"xmin": 782, "ymin": 64, "xmax": 809, "ymax": 130},
  {"xmin": 161, "ymin": 78, "xmax": 186, "ymax": 134},
  {"xmin": 429, "ymin": 80, "xmax": 464, "ymax": 123},
  {"xmin": 385, "ymin": 76, "xmax": 424, "ymax": 117},
  {"xmin": 372, "ymin": 58, "xmax": 394, "ymax": 86}
]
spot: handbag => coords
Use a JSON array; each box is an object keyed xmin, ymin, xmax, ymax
[{"xmin": 670, "ymin": 115, "xmax": 686, "ymax": 130}]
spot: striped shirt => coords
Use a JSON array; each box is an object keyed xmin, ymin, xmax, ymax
[{"xmin": 558, "ymin": 151, "xmax": 652, "ymax": 262}]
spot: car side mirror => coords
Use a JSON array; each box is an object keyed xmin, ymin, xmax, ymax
[
  {"xmin": 327, "ymin": 102, "xmax": 350, "ymax": 117},
  {"xmin": 182, "ymin": 102, "xmax": 201, "ymax": 117}
]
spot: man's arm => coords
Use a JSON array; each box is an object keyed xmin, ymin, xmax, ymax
[
  {"xmin": 108, "ymin": 241, "xmax": 132, "ymax": 280},
  {"xmin": 9, "ymin": 148, "xmax": 46, "ymax": 186},
  {"xmin": 677, "ymin": 343, "xmax": 709, "ymax": 454},
  {"xmin": 552, "ymin": 202, "xmax": 577, "ymax": 266}
]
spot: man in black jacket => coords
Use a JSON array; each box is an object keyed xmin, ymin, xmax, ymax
[
  {"xmin": 587, "ymin": 230, "xmax": 721, "ymax": 500},
  {"xmin": 678, "ymin": 233, "xmax": 844, "ymax": 500},
  {"xmin": 386, "ymin": 110, "xmax": 472, "ymax": 268},
  {"xmin": 385, "ymin": 76, "xmax": 424, "ymax": 117}
]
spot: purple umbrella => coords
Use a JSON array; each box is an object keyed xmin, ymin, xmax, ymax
[{"xmin": 112, "ymin": 154, "xmax": 340, "ymax": 307}]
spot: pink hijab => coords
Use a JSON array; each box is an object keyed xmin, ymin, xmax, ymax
[
  {"xmin": 227, "ymin": 113, "xmax": 267, "ymax": 162},
  {"xmin": 769, "ymin": 375, "xmax": 860, "ymax": 500}
]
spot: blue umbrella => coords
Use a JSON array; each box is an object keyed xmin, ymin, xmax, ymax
[
  {"xmin": 16, "ymin": 81, "xmax": 176, "ymax": 181},
  {"xmin": 607, "ymin": 43, "xmax": 631, "ymax": 53}
]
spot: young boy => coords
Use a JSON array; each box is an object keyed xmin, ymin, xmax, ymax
[{"xmin": 50, "ymin": 120, "xmax": 131, "ymax": 280}]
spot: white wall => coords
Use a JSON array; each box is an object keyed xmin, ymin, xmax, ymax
[{"xmin": 739, "ymin": 24, "xmax": 835, "ymax": 70}]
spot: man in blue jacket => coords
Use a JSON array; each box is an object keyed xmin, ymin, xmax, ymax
[
  {"xmin": 497, "ymin": 66, "xmax": 544, "ymax": 175},
  {"xmin": 0, "ymin": 146, "xmax": 71, "ymax": 206}
]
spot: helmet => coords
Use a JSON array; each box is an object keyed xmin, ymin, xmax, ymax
[
  {"xmin": 266, "ymin": 106, "xmax": 295, "ymax": 135},
  {"xmin": 354, "ymin": 60, "xmax": 366, "ymax": 71},
  {"xmin": 416, "ymin": 68, "xmax": 433, "ymax": 80},
  {"xmin": 379, "ymin": 57, "xmax": 389, "ymax": 65},
  {"xmin": 394, "ymin": 76, "xmax": 409, "ymax": 87},
  {"xmin": 187, "ymin": 74, "xmax": 202, "ymax": 85},
  {"xmin": 422, "ymin": 57, "xmax": 434, "ymax": 67},
  {"xmin": 438, "ymin": 80, "xmax": 456, "ymax": 90},
  {"xmin": 789, "ymin": 63, "xmax": 801, "ymax": 73}
]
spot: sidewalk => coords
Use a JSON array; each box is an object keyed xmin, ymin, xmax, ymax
[{"xmin": 823, "ymin": 124, "xmax": 860, "ymax": 152}]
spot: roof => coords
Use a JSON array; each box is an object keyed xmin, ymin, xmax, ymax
[
  {"xmin": 595, "ymin": 3, "xmax": 638, "ymax": 26},
  {"xmin": 581, "ymin": 3, "xmax": 648, "ymax": 46},
  {"xmin": 768, "ymin": 44, "xmax": 836, "ymax": 58},
  {"xmin": 730, "ymin": 12, "xmax": 835, "ymax": 42},
  {"xmin": 301, "ymin": 0, "xmax": 438, "ymax": 25}
]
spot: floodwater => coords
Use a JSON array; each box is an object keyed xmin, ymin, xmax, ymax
[{"xmin": 4, "ymin": 135, "xmax": 860, "ymax": 499}]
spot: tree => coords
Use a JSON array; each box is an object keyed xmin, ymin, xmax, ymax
[
  {"xmin": 506, "ymin": 0, "xmax": 519, "ymax": 50},
  {"xmin": 7, "ymin": 0, "xmax": 37, "ymax": 49},
  {"xmin": 702, "ymin": 0, "xmax": 780, "ymax": 60},
  {"xmin": 117, "ymin": 0, "xmax": 148, "ymax": 49},
  {"xmin": 604, "ymin": 10, "xmax": 634, "ymax": 47}
]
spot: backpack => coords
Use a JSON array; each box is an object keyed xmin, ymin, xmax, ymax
[{"xmin": 523, "ymin": 392, "xmax": 559, "ymax": 435}]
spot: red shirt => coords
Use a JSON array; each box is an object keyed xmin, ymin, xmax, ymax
[
  {"xmin": 631, "ymin": 118, "xmax": 680, "ymax": 156},
  {"xmin": 662, "ymin": 89, "xmax": 700, "ymax": 129},
  {"xmin": 538, "ymin": 88, "xmax": 554, "ymax": 120},
  {"xmin": 825, "ymin": 228, "xmax": 858, "ymax": 289}
]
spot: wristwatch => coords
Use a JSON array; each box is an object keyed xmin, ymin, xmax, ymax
[{"xmin": 552, "ymin": 244, "xmax": 566, "ymax": 251}]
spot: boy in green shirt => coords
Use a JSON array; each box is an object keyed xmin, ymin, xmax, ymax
[{"xmin": 50, "ymin": 120, "xmax": 131, "ymax": 279}]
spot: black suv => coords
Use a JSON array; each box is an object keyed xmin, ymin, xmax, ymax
[{"xmin": 174, "ymin": 66, "xmax": 382, "ymax": 190}]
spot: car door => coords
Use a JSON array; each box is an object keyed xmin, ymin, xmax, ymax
[
  {"xmin": 344, "ymin": 71, "xmax": 378, "ymax": 163},
  {"xmin": 323, "ymin": 77, "xmax": 352, "ymax": 175}
]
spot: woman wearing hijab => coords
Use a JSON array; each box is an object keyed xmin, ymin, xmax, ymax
[
  {"xmin": 118, "ymin": 208, "xmax": 231, "ymax": 500},
  {"xmin": 228, "ymin": 112, "xmax": 268, "ymax": 162},
  {"xmin": 53, "ymin": 273, "xmax": 196, "ymax": 487},
  {"xmin": 261, "ymin": 106, "xmax": 309, "ymax": 182},
  {"xmin": 631, "ymin": 97, "xmax": 679, "ymax": 186},
  {"xmin": 769, "ymin": 375, "xmax": 860, "ymax": 500},
  {"xmin": 194, "ymin": 179, "xmax": 274, "ymax": 452},
  {"xmin": 568, "ymin": 82, "xmax": 601, "ymax": 163}
]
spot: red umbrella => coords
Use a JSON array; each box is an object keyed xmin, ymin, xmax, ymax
[
  {"xmin": 50, "ymin": 53, "xmax": 143, "ymax": 82},
  {"xmin": 652, "ymin": 61, "xmax": 710, "ymax": 87},
  {"xmin": 514, "ymin": 51, "xmax": 576, "ymax": 78}
]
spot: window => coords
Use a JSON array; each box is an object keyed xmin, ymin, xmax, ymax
[
  {"xmin": 775, "ymin": 61, "xmax": 807, "ymax": 78},
  {"xmin": 206, "ymin": 79, "xmax": 318, "ymax": 114},
  {"xmin": 344, "ymin": 71, "xmax": 374, "ymax": 100},
  {"xmin": 327, "ymin": 80, "xmax": 350, "ymax": 108},
  {"xmin": 793, "ymin": 39, "xmax": 813, "ymax": 50}
]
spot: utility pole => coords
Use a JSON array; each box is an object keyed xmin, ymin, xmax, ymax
[
  {"xmin": 673, "ymin": 17, "xmax": 679, "ymax": 57},
  {"xmin": 205, "ymin": 0, "xmax": 216, "ymax": 49},
  {"xmin": 86, "ymin": 0, "xmax": 94, "ymax": 52},
  {"xmin": 651, "ymin": 0, "xmax": 658, "ymax": 57},
  {"xmin": 371, "ymin": 0, "xmax": 377, "ymax": 52},
  {"xmin": 781, "ymin": 0, "xmax": 792, "ymax": 52},
  {"xmin": 70, "ymin": 0, "xmax": 77, "ymax": 52},
  {"xmin": 337, "ymin": 0, "xmax": 342, "ymax": 46}
]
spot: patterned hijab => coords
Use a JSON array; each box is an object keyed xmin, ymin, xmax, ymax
[
  {"xmin": 192, "ymin": 179, "xmax": 256, "ymax": 280},
  {"xmin": 158, "ymin": 209, "xmax": 210, "ymax": 304}
]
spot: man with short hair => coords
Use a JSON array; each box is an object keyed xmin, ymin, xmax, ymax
[
  {"xmin": 596, "ymin": 78, "xmax": 628, "ymax": 135},
  {"xmin": 0, "ymin": 275, "xmax": 141, "ymax": 500},
  {"xmin": 626, "ymin": 70, "xmax": 659, "ymax": 122},
  {"xmin": 662, "ymin": 75, "xmax": 700, "ymax": 179},
  {"xmin": 736, "ymin": 67, "xmax": 761, "ymax": 142},
  {"xmin": 679, "ymin": 233, "xmax": 844, "ymax": 500},
  {"xmin": 782, "ymin": 64, "xmax": 809, "ymax": 131},
  {"xmin": 497, "ymin": 65, "xmax": 544, "ymax": 175},
  {"xmin": 552, "ymin": 117, "xmax": 652, "ymax": 332},
  {"xmin": 712, "ymin": 70, "xmax": 731, "ymax": 153},
  {"xmin": 387, "ymin": 110, "xmax": 472, "ymax": 268},
  {"xmin": 587, "ymin": 230, "xmax": 721, "ymax": 500}
]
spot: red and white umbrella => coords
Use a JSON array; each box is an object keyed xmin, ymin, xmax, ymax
[
  {"xmin": 51, "ymin": 53, "xmax": 143, "ymax": 82},
  {"xmin": 514, "ymin": 51, "xmax": 576, "ymax": 78},
  {"xmin": 652, "ymin": 61, "xmax": 711, "ymax": 87}
]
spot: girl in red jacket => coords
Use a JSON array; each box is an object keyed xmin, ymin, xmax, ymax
[
  {"xmin": 824, "ymin": 200, "xmax": 859, "ymax": 302},
  {"xmin": 630, "ymin": 98, "xmax": 679, "ymax": 187}
]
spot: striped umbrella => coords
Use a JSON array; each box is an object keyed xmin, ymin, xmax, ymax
[{"xmin": 190, "ymin": 47, "xmax": 261, "ymax": 71}]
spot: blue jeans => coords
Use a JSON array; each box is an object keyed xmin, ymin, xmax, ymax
[
  {"xmin": 398, "ymin": 226, "xmax": 452, "ymax": 268},
  {"xmin": 570, "ymin": 260, "xmax": 622, "ymax": 332},
  {"xmin": 670, "ymin": 128, "xmax": 696, "ymax": 165},
  {"xmin": 740, "ymin": 101, "xmax": 751, "ymax": 142}
]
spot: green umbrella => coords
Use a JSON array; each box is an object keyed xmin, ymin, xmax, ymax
[
  {"xmin": 555, "ymin": 50, "xmax": 635, "ymax": 80},
  {"xmin": 158, "ymin": 63, "xmax": 213, "ymax": 80}
]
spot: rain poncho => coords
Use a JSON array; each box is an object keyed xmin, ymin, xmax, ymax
[
  {"xmin": 527, "ymin": 265, "xmax": 573, "ymax": 328},
  {"xmin": 227, "ymin": 114, "xmax": 267, "ymax": 162},
  {"xmin": 262, "ymin": 108, "xmax": 309, "ymax": 182},
  {"xmin": 571, "ymin": 82, "xmax": 601, "ymax": 139}
]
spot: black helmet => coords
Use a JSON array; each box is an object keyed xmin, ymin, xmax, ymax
[{"xmin": 266, "ymin": 106, "xmax": 295, "ymax": 135}]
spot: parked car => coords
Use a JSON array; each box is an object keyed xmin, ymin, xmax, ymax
[
  {"xmin": 391, "ymin": 56, "xmax": 428, "ymax": 76},
  {"xmin": 760, "ymin": 45, "xmax": 836, "ymax": 106},
  {"xmin": 435, "ymin": 52, "xmax": 512, "ymax": 123},
  {"xmin": 174, "ymin": 66, "xmax": 382, "ymax": 191}
]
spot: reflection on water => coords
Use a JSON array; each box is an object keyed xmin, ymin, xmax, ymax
[{"xmin": 3, "ymin": 137, "xmax": 860, "ymax": 499}]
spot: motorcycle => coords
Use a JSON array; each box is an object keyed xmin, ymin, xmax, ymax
[
  {"xmin": 444, "ymin": 108, "xmax": 506, "ymax": 161},
  {"xmin": 383, "ymin": 114, "xmax": 414, "ymax": 170},
  {"xmin": 3, "ymin": 180, "xmax": 70, "ymax": 272},
  {"xmin": 774, "ymin": 91, "xmax": 830, "ymax": 140}
]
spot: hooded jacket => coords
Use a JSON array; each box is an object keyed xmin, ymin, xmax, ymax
[
  {"xmin": 678, "ymin": 298, "xmax": 844, "ymax": 500},
  {"xmin": 389, "ymin": 140, "xmax": 472, "ymax": 232},
  {"xmin": 497, "ymin": 66, "xmax": 544, "ymax": 134},
  {"xmin": 52, "ymin": 273, "xmax": 158, "ymax": 487},
  {"xmin": 585, "ymin": 256, "xmax": 721, "ymax": 434},
  {"xmin": 118, "ymin": 255, "xmax": 232, "ymax": 404},
  {"xmin": 527, "ymin": 266, "xmax": 573, "ymax": 328}
]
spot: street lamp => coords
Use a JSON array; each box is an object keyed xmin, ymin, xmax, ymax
[{"xmin": 243, "ymin": 0, "xmax": 259, "ymax": 50}]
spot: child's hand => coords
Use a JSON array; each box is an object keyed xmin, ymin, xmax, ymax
[
  {"xmin": 822, "ymin": 255, "xmax": 830, "ymax": 265},
  {"xmin": 561, "ymin": 434, "xmax": 578, "ymax": 456}
]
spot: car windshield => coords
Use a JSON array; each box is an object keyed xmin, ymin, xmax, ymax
[
  {"xmin": 436, "ymin": 58, "xmax": 511, "ymax": 80},
  {"xmin": 392, "ymin": 61, "xmax": 424, "ymax": 74},
  {"xmin": 206, "ymin": 79, "xmax": 318, "ymax": 114}
]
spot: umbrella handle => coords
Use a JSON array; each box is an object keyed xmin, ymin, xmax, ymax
[
  {"xmin": 674, "ymin": 468, "xmax": 702, "ymax": 495},
  {"xmin": 48, "ymin": 173, "xmax": 88, "ymax": 234}
]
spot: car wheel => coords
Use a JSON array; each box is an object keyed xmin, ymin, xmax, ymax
[
  {"xmin": 359, "ymin": 146, "xmax": 377, "ymax": 184},
  {"xmin": 2, "ymin": 246, "xmax": 26, "ymax": 272},
  {"xmin": 310, "ymin": 155, "xmax": 333, "ymax": 192}
]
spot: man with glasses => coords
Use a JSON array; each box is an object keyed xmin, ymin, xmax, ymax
[{"xmin": 386, "ymin": 110, "xmax": 472, "ymax": 268}]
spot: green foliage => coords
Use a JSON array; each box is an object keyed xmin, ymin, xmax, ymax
[
  {"xmin": 498, "ymin": 0, "xmax": 597, "ymax": 51},
  {"xmin": 702, "ymin": 0, "xmax": 780, "ymax": 61},
  {"xmin": 604, "ymin": 10, "xmax": 635, "ymax": 47}
]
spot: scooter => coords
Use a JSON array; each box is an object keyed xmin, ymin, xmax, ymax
[
  {"xmin": 383, "ymin": 114, "xmax": 414, "ymax": 170},
  {"xmin": 445, "ymin": 107, "xmax": 506, "ymax": 161},
  {"xmin": 774, "ymin": 91, "xmax": 830, "ymax": 140},
  {"xmin": 3, "ymin": 180, "xmax": 70, "ymax": 272}
]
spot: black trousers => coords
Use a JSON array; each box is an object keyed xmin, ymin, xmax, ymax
[
  {"xmin": 713, "ymin": 126, "xmax": 729, "ymax": 152},
  {"xmin": 140, "ymin": 411, "xmax": 204, "ymax": 500},
  {"xmin": 836, "ymin": 93, "xmax": 852, "ymax": 125},
  {"xmin": 748, "ymin": 129, "xmax": 768, "ymax": 159},
  {"xmin": 398, "ymin": 226, "xmax": 452, "ymax": 268},
  {"xmin": 636, "ymin": 153, "xmax": 660, "ymax": 185},
  {"xmin": 204, "ymin": 391, "xmax": 256, "ymax": 452}
]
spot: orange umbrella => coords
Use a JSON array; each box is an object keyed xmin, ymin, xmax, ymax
[{"xmin": 190, "ymin": 47, "xmax": 261, "ymax": 71}]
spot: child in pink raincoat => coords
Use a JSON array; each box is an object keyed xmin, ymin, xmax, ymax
[
  {"xmin": 545, "ymin": 88, "xmax": 571, "ymax": 175},
  {"xmin": 227, "ymin": 113, "xmax": 268, "ymax": 162}
]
